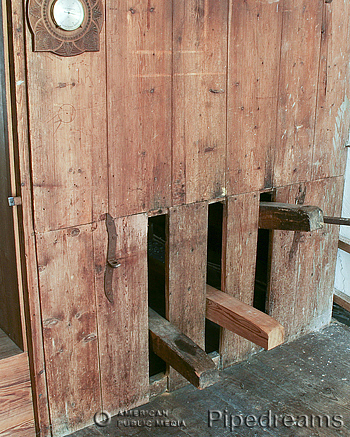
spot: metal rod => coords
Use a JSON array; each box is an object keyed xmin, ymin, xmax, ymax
[{"xmin": 324, "ymin": 216, "xmax": 350, "ymax": 226}]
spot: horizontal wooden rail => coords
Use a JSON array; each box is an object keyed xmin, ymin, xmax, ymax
[
  {"xmin": 148, "ymin": 308, "xmax": 219, "ymax": 389},
  {"xmin": 324, "ymin": 217, "xmax": 350, "ymax": 226},
  {"xmin": 206, "ymin": 285, "xmax": 284, "ymax": 350},
  {"xmin": 338, "ymin": 235, "xmax": 350, "ymax": 254},
  {"xmin": 333, "ymin": 289, "xmax": 350, "ymax": 313}
]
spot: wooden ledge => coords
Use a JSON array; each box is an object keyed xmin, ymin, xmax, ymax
[
  {"xmin": 333, "ymin": 289, "xmax": 350, "ymax": 313},
  {"xmin": 339, "ymin": 235, "xmax": 350, "ymax": 254},
  {"xmin": 149, "ymin": 308, "xmax": 219, "ymax": 389},
  {"xmin": 206, "ymin": 285, "xmax": 284, "ymax": 350},
  {"xmin": 259, "ymin": 202, "xmax": 324, "ymax": 232}
]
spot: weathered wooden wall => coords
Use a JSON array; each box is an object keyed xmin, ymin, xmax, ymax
[{"xmin": 7, "ymin": 0, "xmax": 350, "ymax": 435}]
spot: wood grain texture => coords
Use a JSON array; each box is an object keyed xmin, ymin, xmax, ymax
[
  {"xmin": 274, "ymin": 0, "xmax": 323, "ymax": 187},
  {"xmin": 8, "ymin": 0, "xmax": 51, "ymax": 433},
  {"xmin": 149, "ymin": 308, "xmax": 219, "ymax": 389},
  {"xmin": 0, "ymin": 353, "xmax": 35, "ymax": 436},
  {"xmin": 95, "ymin": 214, "xmax": 149, "ymax": 415},
  {"xmin": 259, "ymin": 202, "xmax": 323, "ymax": 232},
  {"xmin": 168, "ymin": 202, "xmax": 208, "ymax": 389},
  {"xmin": 269, "ymin": 177, "xmax": 343, "ymax": 340},
  {"xmin": 220, "ymin": 193, "xmax": 260, "ymax": 368},
  {"xmin": 107, "ymin": 1, "xmax": 172, "ymax": 218},
  {"xmin": 312, "ymin": 0, "xmax": 350, "ymax": 180},
  {"xmin": 36, "ymin": 225, "xmax": 101, "ymax": 436},
  {"xmin": 172, "ymin": 0, "xmax": 228, "ymax": 205},
  {"xmin": 25, "ymin": 6, "xmax": 108, "ymax": 232},
  {"xmin": 333, "ymin": 289, "xmax": 350, "ymax": 314},
  {"xmin": 206, "ymin": 285, "xmax": 284, "ymax": 350},
  {"xmin": 227, "ymin": 0, "xmax": 282, "ymax": 195}
]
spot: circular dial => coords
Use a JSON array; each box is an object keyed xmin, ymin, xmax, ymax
[{"xmin": 52, "ymin": 0, "xmax": 85, "ymax": 31}]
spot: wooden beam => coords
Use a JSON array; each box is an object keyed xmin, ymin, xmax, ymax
[
  {"xmin": 148, "ymin": 309, "xmax": 219, "ymax": 390},
  {"xmin": 334, "ymin": 289, "xmax": 350, "ymax": 313},
  {"xmin": 206, "ymin": 285, "xmax": 284, "ymax": 350},
  {"xmin": 259, "ymin": 202, "xmax": 324, "ymax": 231},
  {"xmin": 339, "ymin": 235, "xmax": 350, "ymax": 254}
]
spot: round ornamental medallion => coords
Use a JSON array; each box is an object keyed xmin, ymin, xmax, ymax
[{"xmin": 27, "ymin": 0, "xmax": 103, "ymax": 56}]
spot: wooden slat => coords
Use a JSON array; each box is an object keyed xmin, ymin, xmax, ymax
[
  {"xmin": 107, "ymin": 1, "xmax": 172, "ymax": 218},
  {"xmin": 95, "ymin": 214, "xmax": 149, "ymax": 415},
  {"xmin": 227, "ymin": 0, "xmax": 282, "ymax": 195},
  {"xmin": 149, "ymin": 308, "xmax": 219, "ymax": 390},
  {"xmin": 274, "ymin": 0, "xmax": 323, "ymax": 187},
  {"xmin": 0, "ymin": 353, "xmax": 35, "ymax": 436},
  {"xmin": 312, "ymin": 0, "xmax": 350, "ymax": 180},
  {"xmin": 334, "ymin": 289, "xmax": 350, "ymax": 314},
  {"xmin": 36, "ymin": 225, "xmax": 101, "ymax": 436},
  {"xmin": 25, "ymin": 4, "xmax": 108, "ymax": 232},
  {"xmin": 8, "ymin": 0, "xmax": 51, "ymax": 433},
  {"xmin": 168, "ymin": 202, "xmax": 208, "ymax": 390},
  {"xmin": 259, "ymin": 202, "xmax": 323, "ymax": 232},
  {"xmin": 220, "ymin": 193, "xmax": 260, "ymax": 368},
  {"xmin": 206, "ymin": 285, "xmax": 284, "ymax": 351},
  {"xmin": 269, "ymin": 177, "xmax": 343, "ymax": 339},
  {"xmin": 172, "ymin": 0, "xmax": 227, "ymax": 205},
  {"xmin": 339, "ymin": 235, "xmax": 350, "ymax": 254}
]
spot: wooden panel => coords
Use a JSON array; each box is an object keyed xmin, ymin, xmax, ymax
[
  {"xmin": 95, "ymin": 214, "xmax": 149, "ymax": 415},
  {"xmin": 0, "ymin": 353, "xmax": 35, "ymax": 436},
  {"xmin": 36, "ymin": 225, "xmax": 101, "ymax": 436},
  {"xmin": 220, "ymin": 193, "xmax": 259, "ymax": 368},
  {"xmin": 227, "ymin": 0, "xmax": 282, "ymax": 195},
  {"xmin": 168, "ymin": 202, "xmax": 208, "ymax": 389},
  {"xmin": 107, "ymin": 1, "xmax": 172, "ymax": 218},
  {"xmin": 312, "ymin": 0, "xmax": 350, "ymax": 179},
  {"xmin": 334, "ymin": 289, "xmax": 350, "ymax": 314},
  {"xmin": 172, "ymin": 0, "xmax": 227, "ymax": 205},
  {"xmin": 206, "ymin": 285, "xmax": 284, "ymax": 350},
  {"xmin": 0, "ymin": 0, "xmax": 22, "ymax": 348},
  {"xmin": 274, "ymin": 0, "xmax": 323, "ymax": 187},
  {"xmin": 339, "ymin": 235, "xmax": 350, "ymax": 254},
  {"xmin": 25, "ymin": 7, "xmax": 107, "ymax": 232},
  {"xmin": 149, "ymin": 308, "xmax": 219, "ymax": 389},
  {"xmin": 269, "ymin": 177, "xmax": 343, "ymax": 339}
]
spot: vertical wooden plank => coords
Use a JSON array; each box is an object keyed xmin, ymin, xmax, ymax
[
  {"xmin": 168, "ymin": 202, "xmax": 208, "ymax": 390},
  {"xmin": 227, "ymin": 0, "xmax": 282, "ymax": 195},
  {"xmin": 95, "ymin": 214, "xmax": 149, "ymax": 414},
  {"xmin": 274, "ymin": 0, "xmax": 323, "ymax": 187},
  {"xmin": 269, "ymin": 177, "xmax": 343, "ymax": 340},
  {"xmin": 172, "ymin": 0, "xmax": 228, "ymax": 205},
  {"xmin": 107, "ymin": 1, "xmax": 172, "ymax": 218},
  {"xmin": 220, "ymin": 193, "xmax": 259, "ymax": 368},
  {"xmin": 312, "ymin": 0, "xmax": 350, "ymax": 180},
  {"xmin": 36, "ymin": 225, "xmax": 101, "ymax": 436},
  {"xmin": 26, "ymin": 4, "xmax": 108, "ymax": 232},
  {"xmin": 8, "ymin": 0, "xmax": 51, "ymax": 433}
]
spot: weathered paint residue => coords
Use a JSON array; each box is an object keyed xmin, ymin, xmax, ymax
[{"xmin": 333, "ymin": 95, "xmax": 350, "ymax": 152}]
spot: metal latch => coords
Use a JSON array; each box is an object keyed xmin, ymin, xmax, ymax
[{"xmin": 8, "ymin": 196, "xmax": 22, "ymax": 207}]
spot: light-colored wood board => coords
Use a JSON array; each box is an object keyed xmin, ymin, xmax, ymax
[
  {"xmin": 0, "ymin": 353, "xmax": 35, "ymax": 436},
  {"xmin": 107, "ymin": 1, "xmax": 172, "ymax": 218},
  {"xmin": 312, "ymin": 0, "xmax": 350, "ymax": 180},
  {"xmin": 25, "ymin": 6, "xmax": 108, "ymax": 232},
  {"xmin": 172, "ymin": 0, "xmax": 228, "ymax": 205},
  {"xmin": 206, "ymin": 285, "xmax": 284, "ymax": 350},
  {"xmin": 94, "ymin": 214, "xmax": 149, "ymax": 415},
  {"xmin": 274, "ymin": 0, "xmax": 323, "ymax": 187},
  {"xmin": 0, "ymin": 328, "xmax": 22, "ymax": 360},
  {"xmin": 168, "ymin": 202, "xmax": 208, "ymax": 390},
  {"xmin": 8, "ymin": 0, "xmax": 51, "ymax": 433},
  {"xmin": 220, "ymin": 193, "xmax": 260, "ymax": 368},
  {"xmin": 269, "ymin": 177, "xmax": 343, "ymax": 339},
  {"xmin": 227, "ymin": 0, "xmax": 282, "ymax": 195},
  {"xmin": 36, "ymin": 225, "xmax": 101, "ymax": 436},
  {"xmin": 334, "ymin": 289, "xmax": 350, "ymax": 314},
  {"xmin": 149, "ymin": 308, "xmax": 219, "ymax": 389}
]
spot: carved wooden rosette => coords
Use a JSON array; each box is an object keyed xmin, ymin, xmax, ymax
[{"xmin": 27, "ymin": 0, "xmax": 103, "ymax": 56}]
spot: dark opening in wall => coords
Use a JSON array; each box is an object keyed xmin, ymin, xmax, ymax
[
  {"xmin": 205, "ymin": 202, "xmax": 223, "ymax": 354},
  {"xmin": 254, "ymin": 192, "xmax": 273, "ymax": 313},
  {"xmin": 148, "ymin": 214, "xmax": 167, "ymax": 377}
]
